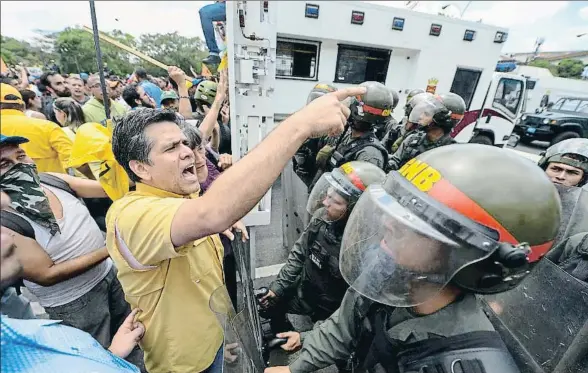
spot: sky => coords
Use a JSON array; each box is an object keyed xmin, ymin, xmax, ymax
[{"xmin": 1, "ymin": 0, "xmax": 587, "ymax": 53}]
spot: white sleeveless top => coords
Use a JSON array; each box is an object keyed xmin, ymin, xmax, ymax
[{"xmin": 20, "ymin": 184, "xmax": 112, "ymax": 308}]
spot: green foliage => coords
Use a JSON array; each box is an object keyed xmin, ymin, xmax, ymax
[
  {"xmin": 54, "ymin": 28, "xmax": 137, "ymax": 76},
  {"xmin": 556, "ymin": 59, "xmax": 584, "ymax": 79},
  {"xmin": 2, "ymin": 28, "xmax": 207, "ymax": 78},
  {"xmin": 0, "ymin": 35, "xmax": 56, "ymax": 66},
  {"xmin": 527, "ymin": 58, "xmax": 585, "ymax": 79},
  {"xmin": 137, "ymin": 32, "xmax": 207, "ymax": 77},
  {"xmin": 527, "ymin": 59, "xmax": 558, "ymax": 76}
]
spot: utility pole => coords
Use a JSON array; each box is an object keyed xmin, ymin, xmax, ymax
[{"xmin": 89, "ymin": 0, "xmax": 111, "ymax": 120}]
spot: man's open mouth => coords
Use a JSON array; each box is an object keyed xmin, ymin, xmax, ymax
[{"xmin": 182, "ymin": 164, "xmax": 197, "ymax": 178}]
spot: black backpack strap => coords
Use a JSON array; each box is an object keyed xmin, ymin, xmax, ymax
[
  {"xmin": 0, "ymin": 210, "xmax": 35, "ymax": 239},
  {"xmin": 39, "ymin": 173, "xmax": 77, "ymax": 197}
]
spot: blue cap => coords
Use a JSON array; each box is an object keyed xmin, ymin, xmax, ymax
[{"xmin": 0, "ymin": 134, "xmax": 29, "ymax": 145}]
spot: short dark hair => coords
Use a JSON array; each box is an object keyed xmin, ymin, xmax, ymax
[
  {"xmin": 135, "ymin": 68, "xmax": 148, "ymax": 80},
  {"xmin": 19, "ymin": 89, "xmax": 37, "ymax": 109},
  {"xmin": 112, "ymin": 109, "xmax": 182, "ymax": 183},
  {"xmin": 122, "ymin": 83, "xmax": 140, "ymax": 108},
  {"xmin": 40, "ymin": 71, "xmax": 60, "ymax": 91}
]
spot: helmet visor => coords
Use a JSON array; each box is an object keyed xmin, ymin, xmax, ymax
[
  {"xmin": 306, "ymin": 171, "xmax": 356, "ymax": 221},
  {"xmin": 340, "ymin": 185, "xmax": 491, "ymax": 307},
  {"xmin": 408, "ymin": 99, "xmax": 444, "ymax": 127}
]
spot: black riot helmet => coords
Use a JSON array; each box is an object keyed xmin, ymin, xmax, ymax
[
  {"xmin": 348, "ymin": 81, "xmax": 395, "ymax": 132},
  {"xmin": 404, "ymin": 88, "xmax": 425, "ymax": 116},
  {"xmin": 408, "ymin": 95, "xmax": 454, "ymax": 133},
  {"xmin": 307, "ymin": 82, "xmax": 337, "ymax": 104},
  {"xmin": 437, "ymin": 92, "xmax": 466, "ymax": 127}
]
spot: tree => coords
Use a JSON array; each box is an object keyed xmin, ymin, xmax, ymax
[
  {"xmin": 527, "ymin": 59, "xmax": 558, "ymax": 76},
  {"xmin": 54, "ymin": 27, "xmax": 137, "ymax": 76},
  {"xmin": 0, "ymin": 35, "xmax": 55, "ymax": 66},
  {"xmin": 556, "ymin": 59, "xmax": 584, "ymax": 79},
  {"xmin": 137, "ymin": 32, "xmax": 207, "ymax": 77}
]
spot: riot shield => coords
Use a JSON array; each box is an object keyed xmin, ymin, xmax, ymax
[
  {"xmin": 482, "ymin": 259, "xmax": 588, "ymax": 373},
  {"xmin": 210, "ymin": 286, "xmax": 265, "ymax": 373},
  {"xmin": 554, "ymin": 184, "xmax": 588, "ymax": 246}
]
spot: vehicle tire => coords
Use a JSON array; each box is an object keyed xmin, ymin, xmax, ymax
[
  {"xmin": 551, "ymin": 131, "xmax": 580, "ymax": 146},
  {"xmin": 519, "ymin": 136, "xmax": 533, "ymax": 145},
  {"xmin": 470, "ymin": 135, "xmax": 493, "ymax": 146}
]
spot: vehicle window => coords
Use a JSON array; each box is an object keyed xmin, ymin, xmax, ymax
[
  {"xmin": 492, "ymin": 78, "xmax": 523, "ymax": 116},
  {"xmin": 577, "ymin": 101, "xmax": 588, "ymax": 114},
  {"xmin": 559, "ymin": 99, "xmax": 581, "ymax": 112},
  {"xmin": 551, "ymin": 98, "xmax": 565, "ymax": 110},
  {"xmin": 450, "ymin": 68, "xmax": 482, "ymax": 110},
  {"xmin": 334, "ymin": 45, "xmax": 390, "ymax": 84},
  {"xmin": 276, "ymin": 39, "xmax": 320, "ymax": 80}
]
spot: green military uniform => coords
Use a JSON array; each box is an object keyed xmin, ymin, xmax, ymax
[
  {"xmin": 273, "ymin": 143, "xmax": 562, "ymax": 373},
  {"xmin": 264, "ymin": 162, "xmax": 386, "ymax": 332},
  {"xmin": 331, "ymin": 131, "xmax": 387, "ymax": 169},
  {"xmin": 387, "ymin": 131, "xmax": 455, "ymax": 171},
  {"xmin": 288, "ymin": 289, "xmax": 494, "ymax": 373}
]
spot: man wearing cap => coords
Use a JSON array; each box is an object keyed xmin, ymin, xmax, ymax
[
  {"xmin": 0, "ymin": 83, "xmax": 73, "ymax": 174},
  {"xmin": 160, "ymin": 91, "xmax": 179, "ymax": 112}
]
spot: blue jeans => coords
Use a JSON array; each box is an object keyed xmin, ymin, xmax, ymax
[
  {"xmin": 199, "ymin": 2, "xmax": 227, "ymax": 54},
  {"xmin": 203, "ymin": 347, "xmax": 224, "ymax": 373}
]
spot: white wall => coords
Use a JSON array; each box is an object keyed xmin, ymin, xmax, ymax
[{"xmin": 273, "ymin": 1, "xmax": 508, "ymax": 117}]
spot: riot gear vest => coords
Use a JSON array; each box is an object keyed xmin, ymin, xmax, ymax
[
  {"xmin": 362, "ymin": 303, "xmax": 520, "ymax": 373},
  {"xmin": 299, "ymin": 218, "xmax": 348, "ymax": 320},
  {"xmin": 328, "ymin": 132, "xmax": 389, "ymax": 171}
]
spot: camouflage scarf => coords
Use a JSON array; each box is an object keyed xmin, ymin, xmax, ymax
[{"xmin": 0, "ymin": 163, "xmax": 60, "ymax": 236}]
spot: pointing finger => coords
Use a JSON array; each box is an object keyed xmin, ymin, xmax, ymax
[{"xmin": 333, "ymin": 86, "xmax": 366, "ymax": 101}]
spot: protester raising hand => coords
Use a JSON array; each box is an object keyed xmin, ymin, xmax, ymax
[
  {"xmin": 167, "ymin": 66, "xmax": 193, "ymax": 119},
  {"xmin": 199, "ymin": 69, "xmax": 229, "ymax": 144}
]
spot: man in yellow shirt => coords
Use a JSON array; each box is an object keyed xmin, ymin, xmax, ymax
[
  {"xmin": 107, "ymin": 85, "xmax": 364, "ymax": 373},
  {"xmin": 0, "ymin": 83, "xmax": 72, "ymax": 174}
]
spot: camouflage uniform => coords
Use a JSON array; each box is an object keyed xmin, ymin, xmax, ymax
[
  {"xmin": 0, "ymin": 163, "xmax": 60, "ymax": 235},
  {"xmin": 387, "ymin": 131, "xmax": 456, "ymax": 171}
]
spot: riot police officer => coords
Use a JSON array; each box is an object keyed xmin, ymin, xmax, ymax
[
  {"xmin": 260, "ymin": 162, "xmax": 386, "ymax": 342},
  {"xmin": 312, "ymin": 82, "xmax": 393, "ymax": 188},
  {"xmin": 388, "ymin": 92, "xmax": 466, "ymax": 171},
  {"xmin": 384, "ymin": 91, "xmax": 432, "ymax": 153},
  {"xmin": 293, "ymin": 82, "xmax": 338, "ymax": 186},
  {"xmin": 375, "ymin": 88, "xmax": 400, "ymax": 141},
  {"xmin": 538, "ymin": 138, "xmax": 588, "ymax": 187},
  {"xmin": 265, "ymin": 144, "xmax": 562, "ymax": 373}
]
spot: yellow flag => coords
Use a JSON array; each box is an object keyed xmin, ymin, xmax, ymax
[{"xmin": 68, "ymin": 122, "xmax": 130, "ymax": 200}]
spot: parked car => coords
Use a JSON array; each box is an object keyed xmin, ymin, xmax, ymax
[{"xmin": 514, "ymin": 96, "xmax": 588, "ymax": 145}]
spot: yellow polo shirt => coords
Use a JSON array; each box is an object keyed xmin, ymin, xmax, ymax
[
  {"xmin": 105, "ymin": 183, "xmax": 224, "ymax": 373},
  {"xmin": 1, "ymin": 109, "xmax": 72, "ymax": 173}
]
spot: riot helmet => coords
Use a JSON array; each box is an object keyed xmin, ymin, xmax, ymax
[
  {"xmin": 404, "ymin": 88, "xmax": 426, "ymax": 116},
  {"xmin": 307, "ymin": 161, "xmax": 386, "ymax": 222},
  {"xmin": 195, "ymin": 80, "xmax": 218, "ymax": 106},
  {"xmin": 437, "ymin": 92, "xmax": 466, "ymax": 127},
  {"xmin": 307, "ymin": 82, "xmax": 337, "ymax": 104},
  {"xmin": 538, "ymin": 138, "xmax": 588, "ymax": 187},
  {"xmin": 408, "ymin": 95, "xmax": 454, "ymax": 133},
  {"xmin": 339, "ymin": 144, "xmax": 561, "ymax": 307},
  {"xmin": 348, "ymin": 82, "xmax": 395, "ymax": 132},
  {"xmin": 389, "ymin": 88, "xmax": 400, "ymax": 110}
]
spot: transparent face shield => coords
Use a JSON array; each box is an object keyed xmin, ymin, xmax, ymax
[
  {"xmin": 339, "ymin": 185, "xmax": 492, "ymax": 307},
  {"xmin": 408, "ymin": 99, "xmax": 446, "ymax": 128},
  {"xmin": 307, "ymin": 170, "xmax": 357, "ymax": 222}
]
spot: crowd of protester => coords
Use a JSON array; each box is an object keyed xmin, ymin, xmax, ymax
[{"xmin": 0, "ymin": 14, "xmax": 241, "ymax": 368}]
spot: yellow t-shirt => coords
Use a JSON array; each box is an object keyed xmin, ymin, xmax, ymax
[
  {"xmin": 105, "ymin": 183, "xmax": 224, "ymax": 373},
  {"xmin": 0, "ymin": 109, "xmax": 72, "ymax": 173}
]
